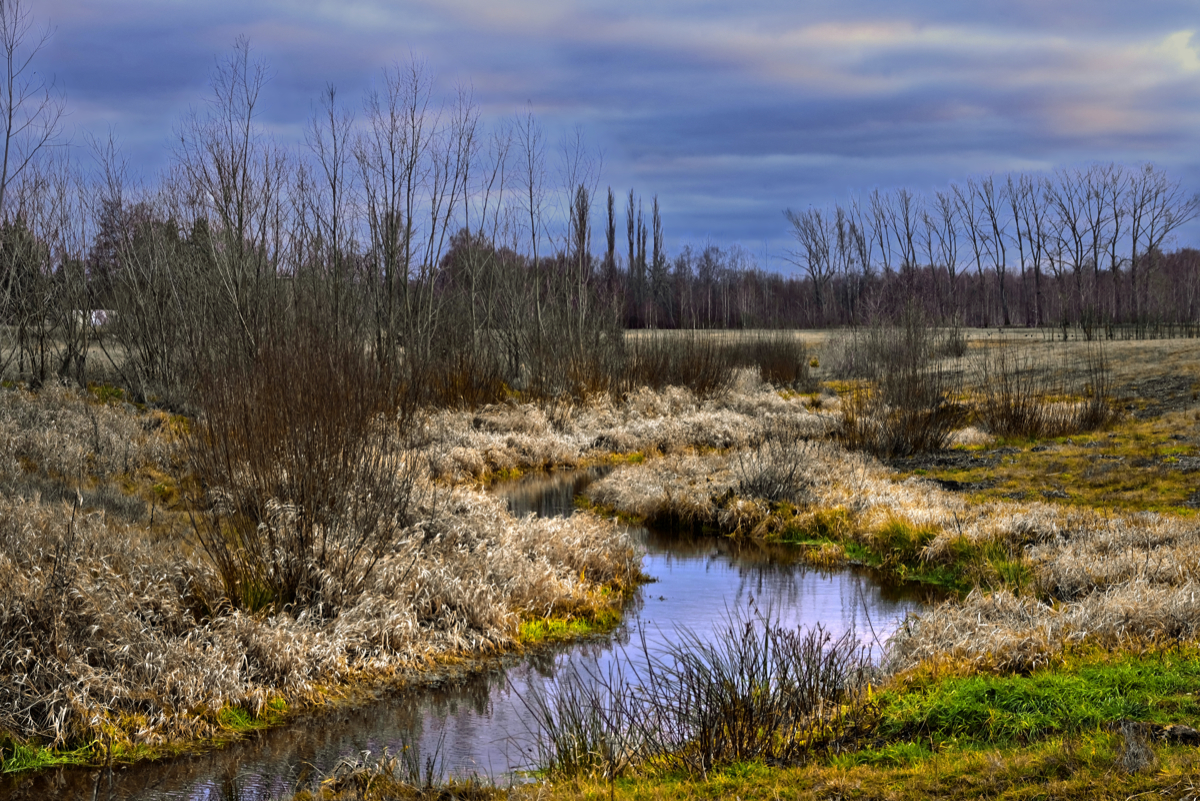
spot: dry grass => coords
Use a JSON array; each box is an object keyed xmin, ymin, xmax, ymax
[
  {"xmin": 0, "ymin": 478, "xmax": 639, "ymax": 751},
  {"xmin": 0, "ymin": 382, "xmax": 174, "ymax": 507},
  {"xmin": 416, "ymin": 370, "xmax": 834, "ymax": 483},
  {"xmin": 0, "ymin": 382, "xmax": 641, "ymax": 759},
  {"xmin": 6, "ymin": 330, "xmax": 1200, "ymax": 774}
]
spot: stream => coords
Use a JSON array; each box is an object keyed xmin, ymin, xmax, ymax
[{"xmin": 3, "ymin": 468, "xmax": 927, "ymax": 801}]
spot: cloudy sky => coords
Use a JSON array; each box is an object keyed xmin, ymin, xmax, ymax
[{"xmin": 37, "ymin": 0, "xmax": 1200, "ymax": 265}]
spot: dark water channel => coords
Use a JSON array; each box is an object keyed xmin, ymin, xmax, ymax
[{"xmin": 5, "ymin": 469, "xmax": 927, "ymax": 801}]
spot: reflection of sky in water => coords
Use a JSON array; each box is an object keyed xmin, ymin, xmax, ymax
[{"xmin": 12, "ymin": 471, "xmax": 924, "ymax": 800}]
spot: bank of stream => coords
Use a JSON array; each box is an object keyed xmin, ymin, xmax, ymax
[{"xmin": 2, "ymin": 469, "xmax": 929, "ymax": 801}]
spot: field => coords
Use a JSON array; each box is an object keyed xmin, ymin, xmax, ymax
[{"xmin": 3, "ymin": 326, "xmax": 1200, "ymax": 800}]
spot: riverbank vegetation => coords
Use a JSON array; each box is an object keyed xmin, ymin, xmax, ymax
[
  {"xmin": 1, "ymin": 5, "xmax": 1199, "ymax": 796},
  {"xmin": 5, "ymin": 323, "xmax": 1200, "ymax": 791}
]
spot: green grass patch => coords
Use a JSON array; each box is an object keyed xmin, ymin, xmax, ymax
[
  {"xmin": 899, "ymin": 409, "xmax": 1200, "ymax": 514},
  {"xmin": 87, "ymin": 382, "xmax": 128, "ymax": 404},
  {"xmin": 880, "ymin": 648, "xmax": 1200, "ymax": 748},
  {"xmin": 0, "ymin": 738, "xmax": 95, "ymax": 774},
  {"xmin": 780, "ymin": 509, "xmax": 1029, "ymax": 595},
  {"xmin": 518, "ymin": 607, "xmax": 622, "ymax": 644}
]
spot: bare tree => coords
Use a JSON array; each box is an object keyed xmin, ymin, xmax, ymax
[
  {"xmin": 784, "ymin": 206, "xmax": 834, "ymax": 321},
  {"xmin": 625, "ymin": 189, "xmax": 641, "ymax": 324},
  {"xmin": 1128, "ymin": 163, "xmax": 1200, "ymax": 321},
  {"xmin": 1102, "ymin": 163, "xmax": 1129, "ymax": 320},
  {"xmin": 175, "ymin": 36, "xmax": 289, "ymax": 357},
  {"xmin": 355, "ymin": 58, "xmax": 440, "ymax": 366},
  {"xmin": 1078, "ymin": 163, "xmax": 1123, "ymax": 322},
  {"xmin": 868, "ymin": 189, "xmax": 893, "ymax": 277},
  {"xmin": 650, "ymin": 195, "xmax": 668, "ymax": 327},
  {"xmin": 515, "ymin": 110, "xmax": 547, "ymax": 337},
  {"xmin": 953, "ymin": 180, "xmax": 990, "ymax": 326},
  {"xmin": 0, "ymin": 0, "xmax": 64, "ymax": 218},
  {"xmin": 604, "ymin": 186, "xmax": 616, "ymax": 293},
  {"xmin": 302, "ymin": 83, "xmax": 358, "ymax": 338},
  {"xmin": 1045, "ymin": 168, "xmax": 1092, "ymax": 327},
  {"xmin": 458, "ymin": 118, "xmax": 511, "ymax": 348},
  {"xmin": 976, "ymin": 176, "xmax": 1012, "ymax": 326},
  {"xmin": 887, "ymin": 188, "xmax": 921, "ymax": 285},
  {"xmin": 929, "ymin": 190, "xmax": 959, "ymax": 321},
  {"xmin": 1012, "ymin": 174, "xmax": 1049, "ymax": 327}
]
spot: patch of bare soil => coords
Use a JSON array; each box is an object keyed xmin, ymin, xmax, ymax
[
  {"xmin": 887, "ymin": 447, "xmax": 1019, "ymax": 475},
  {"xmin": 1115, "ymin": 374, "xmax": 1200, "ymax": 419}
]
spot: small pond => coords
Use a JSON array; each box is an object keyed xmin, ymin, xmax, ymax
[{"xmin": 3, "ymin": 469, "xmax": 928, "ymax": 800}]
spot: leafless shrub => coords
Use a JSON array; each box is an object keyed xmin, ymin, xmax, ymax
[
  {"xmin": 184, "ymin": 325, "xmax": 416, "ymax": 614},
  {"xmin": 621, "ymin": 332, "xmax": 736, "ymax": 397},
  {"xmin": 725, "ymin": 332, "xmax": 814, "ymax": 390},
  {"xmin": 734, "ymin": 421, "xmax": 819, "ymax": 506},
  {"xmin": 825, "ymin": 312, "xmax": 962, "ymax": 381},
  {"xmin": 832, "ymin": 311, "xmax": 968, "ymax": 458},
  {"xmin": 839, "ymin": 378, "xmax": 966, "ymax": 459},
  {"xmin": 973, "ymin": 342, "xmax": 1116, "ymax": 439}
]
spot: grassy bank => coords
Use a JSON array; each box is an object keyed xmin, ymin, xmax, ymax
[
  {"xmin": 0, "ymin": 380, "xmax": 648, "ymax": 775},
  {"xmin": 281, "ymin": 645, "xmax": 1200, "ymax": 801}
]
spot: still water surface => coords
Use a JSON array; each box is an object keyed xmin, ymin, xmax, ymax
[{"xmin": 3, "ymin": 469, "xmax": 925, "ymax": 800}]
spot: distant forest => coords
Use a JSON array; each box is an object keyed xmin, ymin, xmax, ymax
[
  {"xmin": 615, "ymin": 163, "xmax": 1200, "ymax": 331},
  {"xmin": 2, "ymin": 37, "xmax": 1198, "ymax": 402}
]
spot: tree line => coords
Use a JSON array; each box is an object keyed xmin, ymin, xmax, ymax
[
  {"xmin": 782, "ymin": 165, "xmax": 1200, "ymax": 332},
  {"xmin": 0, "ymin": 16, "xmax": 1198, "ymax": 407}
]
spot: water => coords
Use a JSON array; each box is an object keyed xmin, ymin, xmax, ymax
[{"xmin": 3, "ymin": 469, "xmax": 927, "ymax": 800}]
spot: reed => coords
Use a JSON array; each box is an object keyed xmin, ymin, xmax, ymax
[{"xmin": 522, "ymin": 606, "xmax": 873, "ymax": 780}]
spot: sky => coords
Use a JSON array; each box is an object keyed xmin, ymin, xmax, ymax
[{"xmin": 36, "ymin": 0, "xmax": 1200, "ymax": 269}]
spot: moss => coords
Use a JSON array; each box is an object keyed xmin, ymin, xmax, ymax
[
  {"xmin": 518, "ymin": 587, "xmax": 628, "ymax": 645},
  {"xmin": 899, "ymin": 410, "xmax": 1200, "ymax": 514},
  {"xmin": 87, "ymin": 382, "xmax": 128, "ymax": 405}
]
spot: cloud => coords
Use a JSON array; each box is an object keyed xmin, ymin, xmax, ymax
[
  {"xmin": 1153, "ymin": 30, "xmax": 1200, "ymax": 72},
  {"xmin": 26, "ymin": 0, "xmax": 1200, "ymax": 254}
]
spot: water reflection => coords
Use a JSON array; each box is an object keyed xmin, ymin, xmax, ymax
[
  {"xmin": 491, "ymin": 465, "xmax": 613, "ymax": 518},
  {"xmin": 4, "ymin": 468, "xmax": 925, "ymax": 800}
]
